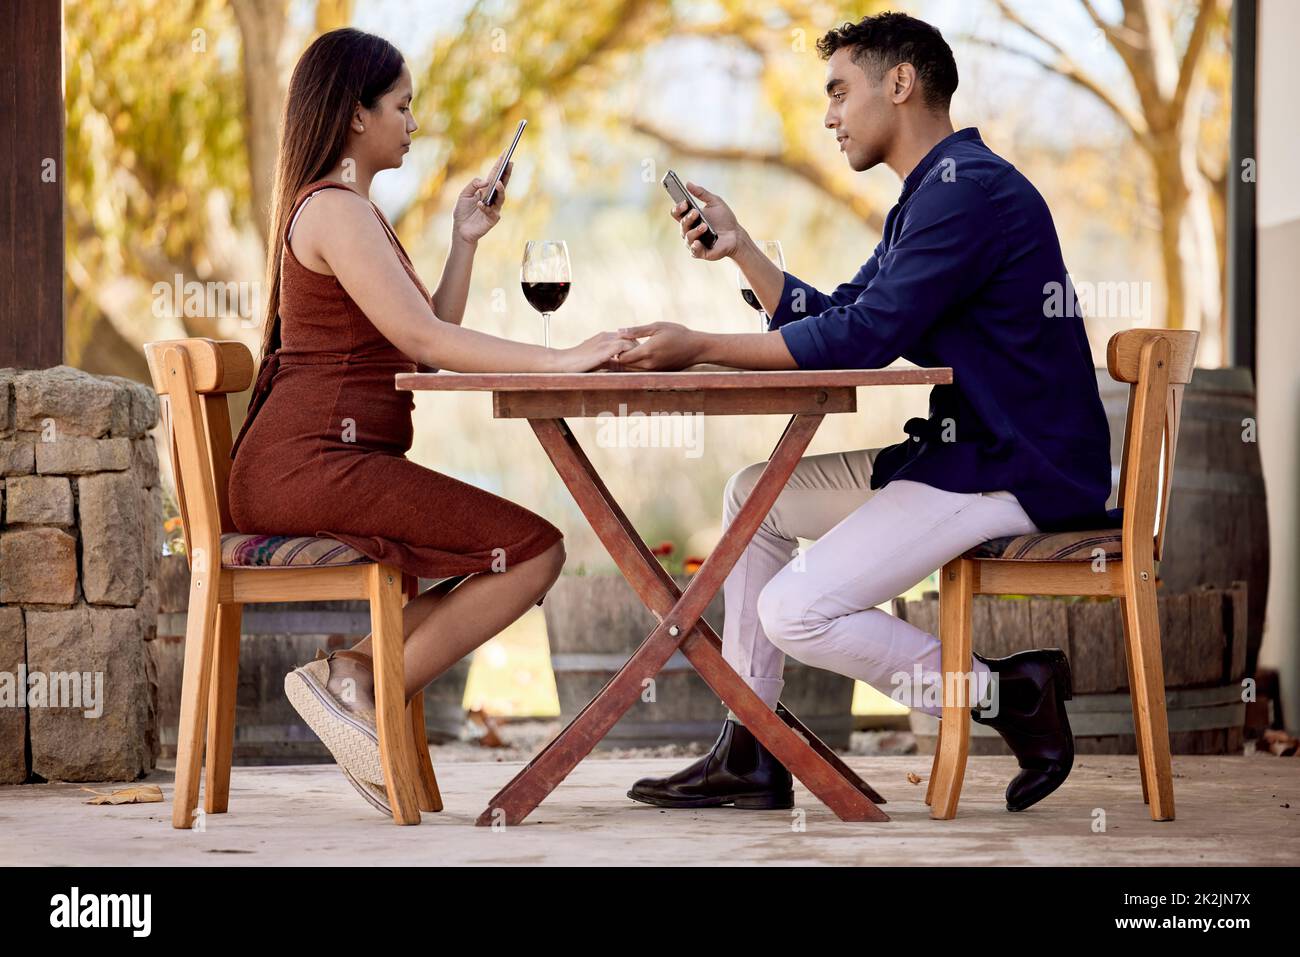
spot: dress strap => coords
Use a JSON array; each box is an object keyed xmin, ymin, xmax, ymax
[{"xmin": 284, "ymin": 180, "xmax": 356, "ymax": 245}]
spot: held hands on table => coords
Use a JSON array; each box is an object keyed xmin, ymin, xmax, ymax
[
  {"xmin": 562, "ymin": 180, "xmax": 780, "ymax": 373},
  {"xmin": 610, "ymin": 180, "xmax": 738, "ymax": 372}
]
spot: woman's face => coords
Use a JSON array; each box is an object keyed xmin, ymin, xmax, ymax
[{"xmin": 358, "ymin": 62, "xmax": 417, "ymax": 170}]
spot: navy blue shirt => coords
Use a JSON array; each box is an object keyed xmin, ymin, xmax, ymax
[{"xmin": 770, "ymin": 127, "xmax": 1113, "ymax": 532}]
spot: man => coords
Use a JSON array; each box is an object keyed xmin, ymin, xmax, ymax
[{"xmin": 616, "ymin": 12, "xmax": 1112, "ymax": 813}]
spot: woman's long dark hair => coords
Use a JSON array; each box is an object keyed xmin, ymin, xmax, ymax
[{"xmin": 258, "ymin": 28, "xmax": 404, "ymax": 363}]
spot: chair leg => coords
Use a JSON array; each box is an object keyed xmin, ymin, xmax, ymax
[
  {"xmin": 369, "ymin": 563, "xmax": 423, "ymax": 824},
  {"xmin": 398, "ymin": 573, "xmax": 443, "ymax": 813},
  {"xmin": 204, "ymin": 602, "xmax": 242, "ymax": 814},
  {"xmin": 409, "ymin": 691, "xmax": 444, "ymax": 812},
  {"xmin": 172, "ymin": 567, "xmax": 220, "ymax": 829},
  {"xmin": 1120, "ymin": 572, "xmax": 1175, "ymax": 821},
  {"xmin": 1117, "ymin": 591, "xmax": 1152, "ymax": 806},
  {"xmin": 925, "ymin": 721, "xmax": 944, "ymax": 807},
  {"xmin": 930, "ymin": 558, "xmax": 976, "ymax": 820}
]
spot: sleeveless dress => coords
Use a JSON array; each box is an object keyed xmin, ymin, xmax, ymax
[{"xmin": 227, "ymin": 179, "xmax": 563, "ymax": 579}]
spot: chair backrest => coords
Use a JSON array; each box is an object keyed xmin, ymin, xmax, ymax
[
  {"xmin": 143, "ymin": 339, "xmax": 255, "ymax": 569},
  {"xmin": 1105, "ymin": 328, "xmax": 1199, "ymax": 565}
]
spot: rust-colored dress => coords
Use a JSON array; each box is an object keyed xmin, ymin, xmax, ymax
[{"xmin": 228, "ymin": 179, "xmax": 563, "ymax": 579}]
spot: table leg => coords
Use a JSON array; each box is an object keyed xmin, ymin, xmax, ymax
[
  {"xmin": 529, "ymin": 414, "xmax": 884, "ymax": 806},
  {"xmin": 476, "ymin": 415, "xmax": 887, "ymax": 825}
]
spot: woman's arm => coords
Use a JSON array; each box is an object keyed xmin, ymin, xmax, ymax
[
  {"xmin": 431, "ymin": 236, "xmax": 476, "ymax": 327},
  {"xmin": 433, "ymin": 156, "xmax": 513, "ymax": 326},
  {"xmin": 300, "ymin": 187, "xmax": 629, "ymax": 373}
]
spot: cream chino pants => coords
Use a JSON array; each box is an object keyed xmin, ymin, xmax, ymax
[{"xmin": 721, "ymin": 447, "xmax": 1040, "ymax": 719}]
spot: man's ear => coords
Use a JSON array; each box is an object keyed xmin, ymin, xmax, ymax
[{"xmin": 889, "ymin": 63, "xmax": 919, "ymax": 104}]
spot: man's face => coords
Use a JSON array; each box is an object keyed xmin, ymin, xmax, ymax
[{"xmin": 823, "ymin": 46, "xmax": 894, "ymax": 172}]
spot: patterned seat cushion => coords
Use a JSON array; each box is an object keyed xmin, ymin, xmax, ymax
[
  {"xmin": 964, "ymin": 529, "xmax": 1123, "ymax": 562},
  {"xmin": 220, "ymin": 533, "xmax": 371, "ymax": 568}
]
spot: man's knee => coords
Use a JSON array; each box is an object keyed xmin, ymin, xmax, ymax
[
  {"xmin": 722, "ymin": 460, "xmax": 766, "ymax": 521},
  {"xmin": 756, "ymin": 572, "xmax": 819, "ymax": 651}
]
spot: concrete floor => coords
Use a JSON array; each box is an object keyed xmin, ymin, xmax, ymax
[{"xmin": 1, "ymin": 754, "xmax": 1296, "ymax": 866}]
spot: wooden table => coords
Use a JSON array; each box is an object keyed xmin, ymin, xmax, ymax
[{"xmin": 397, "ymin": 366, "xmax": 953, "ymax": 825}]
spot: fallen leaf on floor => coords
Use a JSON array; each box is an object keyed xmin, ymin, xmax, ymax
[
  {"xmin": 80, "ymin": 784, "xmax": 164, "ymax": 805},
  {"xmin": 906, "ymin": 772, "xmax": 922, "ymax": 785}
]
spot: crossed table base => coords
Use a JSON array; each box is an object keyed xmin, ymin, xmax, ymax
[{"xmin": 396, "ymin": 366, "xmax": 953, "ymax": 825}]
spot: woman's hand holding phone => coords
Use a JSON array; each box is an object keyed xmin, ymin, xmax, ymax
[{"xmin": 452, "ymin": 152, "xmax": 512, "ymax": 246}]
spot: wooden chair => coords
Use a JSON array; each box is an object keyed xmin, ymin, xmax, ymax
[
  {"xmin": 926, "ymin": 328, "xmax": 1200, "ymax": 822},
  {"xmin": 144, "ymin": 338, "xmax": 443, "ymax": 827}
]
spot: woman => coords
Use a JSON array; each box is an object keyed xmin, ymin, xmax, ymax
[{"xmin": 228, "ymin": 28, "xmax": 633, "ymax": 814}]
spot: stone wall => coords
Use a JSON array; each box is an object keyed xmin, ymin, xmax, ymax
[{"xmin": 0, "ymin": 365, "xmax": 162, "ymax": 783}]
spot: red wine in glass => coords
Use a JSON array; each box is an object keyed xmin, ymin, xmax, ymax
[
  {"xmin": 521, "ymin": 240, "xmax": 571, "ymax": 348},
  {"xmin": 522, "ymin": 281, "xmax": 570, "ymax": 314}
]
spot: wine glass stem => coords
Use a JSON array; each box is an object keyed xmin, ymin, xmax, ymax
[{"xmin": 543, "ymin": 312, "xmax": 552, "ymax": 349}]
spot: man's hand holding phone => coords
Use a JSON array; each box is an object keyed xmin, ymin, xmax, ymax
[{"xmin": 671, "ymin": 181, "xmax": 745, "ymax": 260}]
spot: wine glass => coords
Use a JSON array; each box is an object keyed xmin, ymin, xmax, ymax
[
  {"xmin": 737, "ymin": 240, "xmax": 786, "ymax": 331},
  {"xmin": 521, "ymin": 240, "xmax": 571, "ymax": 348}
]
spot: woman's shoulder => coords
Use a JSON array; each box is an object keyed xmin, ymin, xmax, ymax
[
  {"xmin": 289, "ymin": 184, "xmax": 381, "ymax": 248},
  {"xmin": 293, "ymin": 181, "xmax": 372, "ymax": 217}
]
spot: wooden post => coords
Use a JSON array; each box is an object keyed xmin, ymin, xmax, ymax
[{"xmin": 0, "ymin": 0, "xmax": 65, "ymax": 368}]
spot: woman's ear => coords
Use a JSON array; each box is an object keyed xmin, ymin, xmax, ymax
[{"xmin": 351, "ymin": 102, "xmax": 367, "ymax": 134}]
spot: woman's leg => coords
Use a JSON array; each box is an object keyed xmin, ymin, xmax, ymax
[{"xmin": 328, "ymin": 539, "xmax": 566, "ymax": 707}]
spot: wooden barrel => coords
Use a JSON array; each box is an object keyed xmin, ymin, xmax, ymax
[
  {"xmin": 899, "ymin": 584, "xmax": 1249, "ymax": 754},
  {"xmin": 153, "ymin": 557, "xmax": 469, "ymax": 763},
  {"xmin": 1097, "ymin": 366, "xmax": 1269, "ymax": 675},
  {"xmin": 544, "ymin": 574, "xmax": 857, "ymax": 749}
]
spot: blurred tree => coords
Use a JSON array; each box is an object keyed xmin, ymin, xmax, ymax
[
  {"xmin": 394, "ymin": 0, "xmax": 671, "ymax": 240},
  {"xmin": 624, "ymin": 0, "xmax": 888, "ymax": 233},
  {"xmin": 64, "ymin": 0, "xmax": 254, "ymax": 380},
  {"xmin": 970, "ymin": 0, "xmax": 1231, "ymax": 358},
  {"xmin": 230, "ymin": 0, "xmax": 290, "ymax": 246}
]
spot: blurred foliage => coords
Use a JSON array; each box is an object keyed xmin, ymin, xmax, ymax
[{"xmin": 65, "ymin": 0, "xmax": 253, "ymax": 377}]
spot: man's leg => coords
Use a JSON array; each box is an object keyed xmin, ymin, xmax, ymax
[
  {"xmin": 626, "ymin": 448, "xmax": 885, "ymax": 810},
  {"xmin": 720, "ymin": 448, "xmax": 882, "ymax": 711},
  {"xmin": 754, "ymin": 479, "xmax": 1080, "ymax": 813},
  {"xmin": 754, "ymin": 480, "xmax": 1038, "ymax": 716}
]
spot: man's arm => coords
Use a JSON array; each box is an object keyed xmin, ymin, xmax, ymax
[
  {"xmin": 615, "ymin": 326, "xmax": 798, "ymax": 370},
  {"xmin": 765, "ymin": 252, "xmax": 881, "ymax": 330},
  {"xmin": 620, "ymin": 179, "xmax": 998, "ymax": 371},
  {"xmin": 777, "ymin": 179, "xmax": 1001, "ymax": 369},
  {"xmin": 728, "ymin": 232, "xmax": 883, "ymax": 326}
]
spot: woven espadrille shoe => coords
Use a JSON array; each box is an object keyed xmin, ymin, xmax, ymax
[
  {"xmin": 284, "ymin": 649, "xmax": 387, "ymax": 789},
  {"xmin": 340, "ymin": 766, "xmax": 391, "ymax": 816}
]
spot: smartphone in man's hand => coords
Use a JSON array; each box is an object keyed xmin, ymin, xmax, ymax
[{"xmin": 661, "ymin": 169, "xmax": 718, "ymax": 249}]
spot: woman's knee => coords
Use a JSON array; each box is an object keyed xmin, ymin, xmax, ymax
[
  {"xmin": 506, "ymin": 535, "xmax": 566, "ymax": 583},
  {"xmin": 537, "ymin": 537, "xmax": 567, "ymax": 584}
]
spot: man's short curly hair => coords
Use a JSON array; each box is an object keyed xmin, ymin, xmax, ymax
[{"xmin": 817, "ymin": 11, "xmax": 958, "ymax": 111}]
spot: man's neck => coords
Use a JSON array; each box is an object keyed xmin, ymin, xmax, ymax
[{"xmin": 884, "ymin": 113, "xmax": 957, "ymax": 184}]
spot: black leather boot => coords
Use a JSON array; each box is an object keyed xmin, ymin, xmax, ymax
[
  {"xmin": 970, "ymin": 648, "xmax": 1075, "ymax": 812},
  {"xmin": 627, "ymin": 717, "xmax": 794, "ymax": 809}
]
